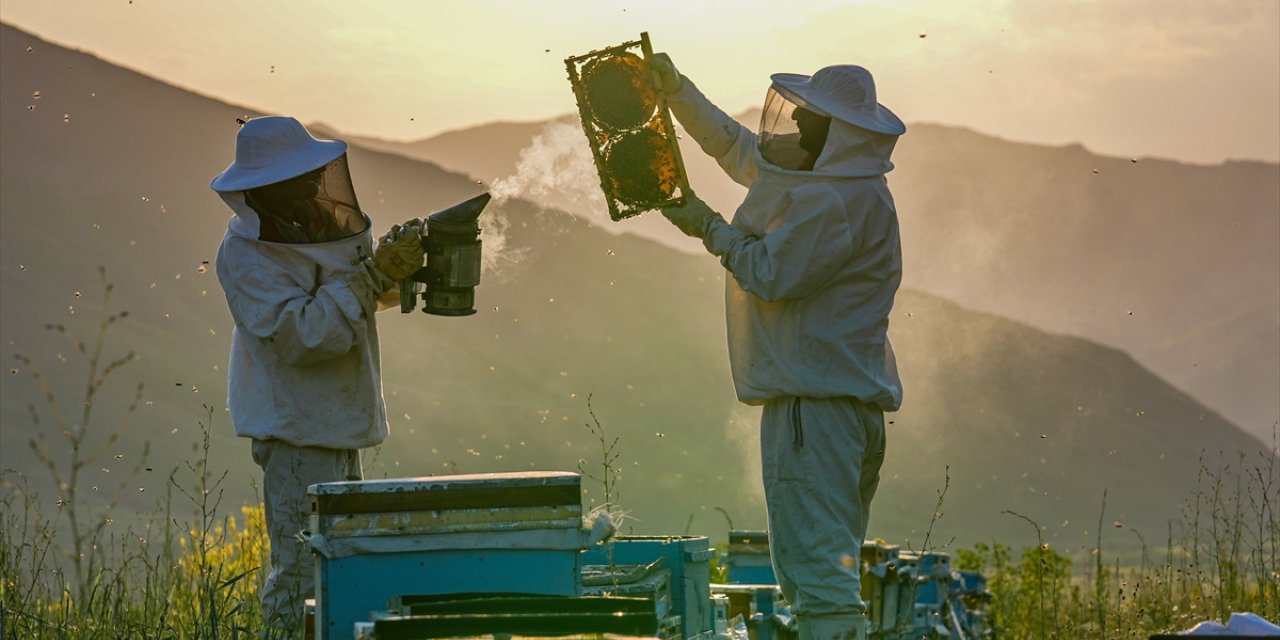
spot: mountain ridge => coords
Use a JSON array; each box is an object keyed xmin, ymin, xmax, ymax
[
  {"xmin": 357, "ymin": 98, "xmax": 1280, "ymax": 445},
  {"xmin": 1, "ymin": 23, "xmax": 1270, "ymax": 557}
]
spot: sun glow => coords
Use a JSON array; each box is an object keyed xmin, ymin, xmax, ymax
[{"xmin": 1, "ymin": 0, "xmax": 1276, "ymax": 162}]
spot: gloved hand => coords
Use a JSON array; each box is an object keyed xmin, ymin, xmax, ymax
[
  {"xmin": 649, "ymin": 52, "xmax": 682, "ymax": 93},
  {"xmin": 372, "ymin": 219, "xmax": 424, "ymax": 280},
  {"xmin": 376, "ymin": 218, "xmax": 422, "ymax": 248},
  {"xmin": 661, "ymin": 192, "xmax": 721, "ymax": 239}
]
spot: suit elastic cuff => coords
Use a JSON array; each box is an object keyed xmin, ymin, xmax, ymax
[
  {"xmin": 702, "ymin": 216, "xmax": 741, "ymax": 257},
  {"xmin": 344, "ymin": 259, "xmax": 392, "ymax": 315}
]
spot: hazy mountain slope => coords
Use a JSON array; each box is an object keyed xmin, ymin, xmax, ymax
[
  {"xmin": 1, "ymin": 23, "xmax": 1270, "ymax": 555},
  {"xmin": 892, "ymin": 124, "xmax": 1280, "ymax": 440},
  {"xmin": 359, "ymin": 106, "xmax": 1280, "ymax": 444},
  {"xmin": 341, "ymin": 118, "xmax": 577, "ymax": 185},
  {"xmin": 0, "ymin": 22, "xmax": 493, "ymax": 516},
  {"xmin": 883, "ymin": 292, "xmax": 1265, "ymax": 547}
]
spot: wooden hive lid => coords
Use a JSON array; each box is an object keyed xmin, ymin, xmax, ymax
[{"xmin": 309, "ymin": 471, "xmax": 581, "ymax": 517}]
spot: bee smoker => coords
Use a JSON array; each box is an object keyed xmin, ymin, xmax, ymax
[{"xmin": 399, "ymin": 192, "xmax": 490, "ymax": 316}]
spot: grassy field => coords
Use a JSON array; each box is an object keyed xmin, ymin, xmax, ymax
[
  {"xmin": 1, "ymin": 277, "xmax": 1276, "ymax": 638},
  {"xmin": 3, "ymin": 439, "xmax": 1276, "ymax": 638},
  {"xmin": 3, "ymin": 410, "xmax": 1275, "ymax": 638}
]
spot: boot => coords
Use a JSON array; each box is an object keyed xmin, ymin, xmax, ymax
[{"xmin": 798, "ymin": 613, "xmax": 869, "ymax": 640}]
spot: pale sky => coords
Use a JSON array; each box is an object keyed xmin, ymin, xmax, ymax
[{"xmin": 3, "ymin": 0, "xmax": 1278, "ymax": 164}]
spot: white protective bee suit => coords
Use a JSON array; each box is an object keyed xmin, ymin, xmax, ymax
[
  {"xmin": 658, "ymin": 62, "xmax": 905, "ymax": 640},
  {"xmin": 211, "ymin": 116, "xmax": 420, "ymax": 638}
]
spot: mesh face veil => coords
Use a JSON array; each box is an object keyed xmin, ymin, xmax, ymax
[
  {"xmin": 243, "ymin": 155, "xmax": 369, "ymax": 244},
  {"xmin": 758, "ymin": 86, "xmax": 832, "ymax": 171}
]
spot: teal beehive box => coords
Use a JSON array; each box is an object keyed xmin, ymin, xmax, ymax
[
  {"xmin": 307, "ymin": 471, "xmax": 591, "ymax": 640},
  {"xmin": 724, "ymin": 530, "xmax": 777, "ymax": 585},
  {"xmin": 581, "ymin": 535, "xmax": 714, "ymax": 639}
]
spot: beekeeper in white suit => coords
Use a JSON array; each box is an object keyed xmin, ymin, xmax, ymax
[
  {"xmin": 652, "ymin": 56, "xmax": 905, "ymax": 640},
  {"xmin": 210, "ymin": 116, "xmax": 423, "ymax": 638}
]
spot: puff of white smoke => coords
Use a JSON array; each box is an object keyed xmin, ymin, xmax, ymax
[
  {"xmin": 489, "ymin": 121, "xmax": 608, "ymax": 224},
  {"xmin": 477, "ymin": 207, "xmax": 526, "ymax": 282}
]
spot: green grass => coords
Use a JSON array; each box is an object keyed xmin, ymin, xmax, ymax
[
  {"xmin": 1, "ymin": 273, "xmax": 266, "ymax": 638},
  {"xmin": 951, "ymin": 440, "xmax": 1279, "ymax": 639},
  {"xmin": 2, "ymin": 276, "xmax": 1276, "ymax": 638},
  {"xmin": 4, "ymin": 430, "xmax": 1274, "ymax": 638}
]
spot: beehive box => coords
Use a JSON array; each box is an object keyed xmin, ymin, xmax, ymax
[
  {"xmin": 723, "ymin": 530, "xmax": 776, "ymax": 586},
  {"xmin": 860, "ymin": 541, "xmax": 913, "ymax": 637},
  {"xmin": 709, "ymin": 583, "xmax": 784, "ymax": 640},
  {"xmin": 582, "ymin": 535, "xmax": 714, "ymax": 640},
  {"xmin": 365, "ymin": 594, "xmax": 662, "ymax": 639},
  {"xmin": 307, "ymin": 471, "xmax": 591, "ymax": 640}
]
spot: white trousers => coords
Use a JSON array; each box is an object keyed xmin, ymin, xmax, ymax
[
  {"xmin": 761, "ymin": 396, "xmax": 886, "ymax": 617},
  {"xmin": 251, "ymin": 439, "xmax": 362, "ymax": 638}
]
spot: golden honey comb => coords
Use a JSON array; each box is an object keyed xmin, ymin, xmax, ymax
[
  {"xmin": 605, "ymin": 127, "xmax": 678, "ymax": 205},
  {"xmin": 583, "ymin": 52, "xmax": 658, "ymax": 131}
]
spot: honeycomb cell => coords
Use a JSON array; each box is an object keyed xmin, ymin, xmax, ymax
[
  {"xmin": 604, "ymin": 128, "xmax": 678, "ymax": 205},
  {"xmin": 583, "ymin": 53, "xmax": 657, "ymax": 131}
]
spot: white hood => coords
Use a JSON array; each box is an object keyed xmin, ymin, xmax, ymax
[{"xmin": 810, "ymin": 120, "xmax": 898, "ymax": 178}]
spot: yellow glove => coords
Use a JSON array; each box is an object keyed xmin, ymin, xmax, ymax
[
  {"xmin": 372, "ymin": 220, "xmax": 424, "ymax": 280},
  {"xmin": 649, "ymin": 52, "xmax": 682, "ymax": 93}
]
